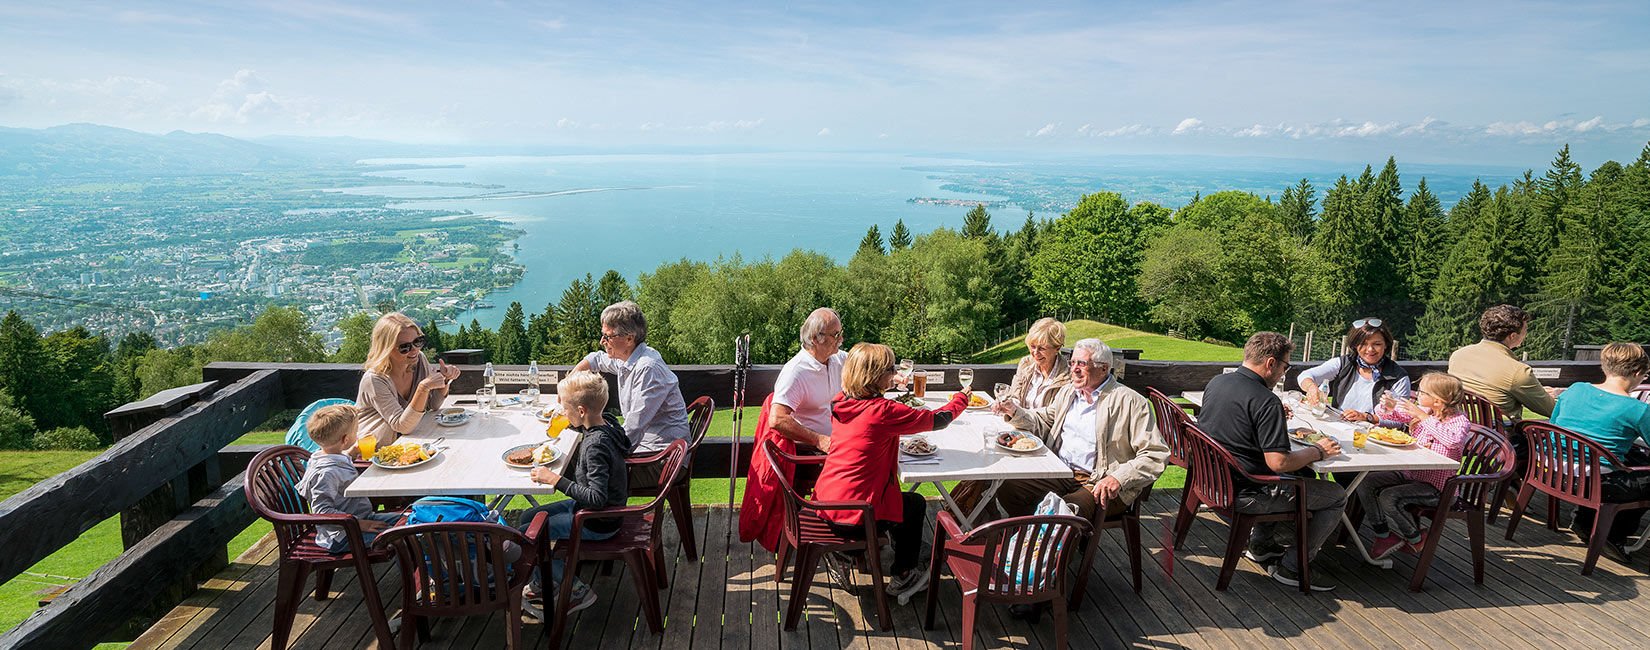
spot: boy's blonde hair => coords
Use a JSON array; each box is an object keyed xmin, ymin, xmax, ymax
[
  {"xmin": 558, "ymin": 370, "xmax": 610, "ymax": 412},
  {"xmin": 308, "ymin": 404, "xmax": 359, "ymax": 446},
  {"xmin": 841, "ymin": 342, "xmax": 896, "ymax": 399}
]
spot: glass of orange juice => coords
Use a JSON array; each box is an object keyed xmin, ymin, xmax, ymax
[
  {"xmin": 547, "ymin": 414, "xmax": 569, "ymax": 438},
  {"xmin": 357, "ymin": 434, "xmax": 377, "ymax": 459}
]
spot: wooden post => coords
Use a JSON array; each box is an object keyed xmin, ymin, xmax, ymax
[
  {"xmin": 1303, "ymin": 331, "xmax": 1313, "ymax": 363},
  {"xmin": 103, "ymin": 382, "xmax": 220, "ymax": 551}
]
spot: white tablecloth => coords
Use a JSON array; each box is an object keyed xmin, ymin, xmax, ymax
[
  {"xmin": 346, "ymin": 395, "xmax": 579, "ymax": 498},
  {"xmin": 895, "ymin": 393, "xmax": 1073, "ymax": 527}
]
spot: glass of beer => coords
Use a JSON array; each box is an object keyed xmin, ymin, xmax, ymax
[
  {"xmin": 1352, "ymin": 423, "xmax": 1370, "ymax": 450},
  {"xmin": 913, "ymin": 369, "xmax": 928, "ymax": 398}
]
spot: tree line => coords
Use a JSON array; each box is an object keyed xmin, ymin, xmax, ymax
[{"xmin": 3, "ymin": 142, "xmax": 1646, "ymax": 450}]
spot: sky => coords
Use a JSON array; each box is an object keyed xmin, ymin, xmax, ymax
[{"xmin": 2, "ymin": 0, "xmax": 1648, "ymax": 166}]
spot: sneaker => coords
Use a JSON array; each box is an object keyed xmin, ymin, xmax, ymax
[
  {"xmin": 1267, "ymin": 564, "xmax": 1336, "ymax": 592},
  {"xmin": 520, "ymin": 598, "xmax": 544, "ymax": 624},
  {"xmin": 1403, "ymin": 532, "xmax": 1426, "ymax": 555},
  {"xmin": 1601, "ymin": 540, "xmax": 1634, "ymax": 566},
  {"xmin": 887, "ymin": 569, "xmax": 930, "ymax": 605},
  {"xmin": 1244, "ymin": 541, "xmax": 1285, "ymax": 565},
  {"xmin": 822, "ymin": 552, "xmax": 856, "ymax": 591},
  {"xmin": 565, "ymin": 581, "xmax": 599, "ymax": 615},
  {"xmin": 1370, "ymin": 534, "xmax": 1404, "ymax": 560}
]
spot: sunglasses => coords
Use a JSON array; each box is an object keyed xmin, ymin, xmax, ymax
[
  {"xmin": 1352, "ymin": 318, "xmax": 1384, "ymax": 328},
  {"xmin": 396, "ymin": 336, "xmax": 427, "ymax": 354}
]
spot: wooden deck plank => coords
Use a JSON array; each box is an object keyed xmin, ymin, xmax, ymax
[{"xmin": 141, "ymin": 499, "xmax": 1650, "ymax": 650}]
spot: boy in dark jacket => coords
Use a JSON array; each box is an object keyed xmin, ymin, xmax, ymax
[{"xmin": 519, "ymin": 370, "xmax": 629, "ymax": 619}]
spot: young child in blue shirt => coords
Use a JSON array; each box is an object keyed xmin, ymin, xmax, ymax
[{"xmin": 295, "ymin": 404, "xmax": 403, "ymax": 552}]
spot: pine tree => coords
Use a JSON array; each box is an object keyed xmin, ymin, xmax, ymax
[
  {"xmin": 889, "ymin": 220, "xmax": 912, "ymax": 250},
  {"xmin": 550, "ymin": 275, "xmax": 601, "ymax": 362},
  {"xmin": 962, "ymin": 204, "xmax": 993, "ymax": 239},
  {"xmin": 1531, "ymin": 145, "xmax": 1585, "ymax": 267},
  {"xmin": 1278, "ymin": 178, "xmax": 1317, "ymax": 240},
  {"xmin": 1411, "ymin": 189, "xmax": 1529, "ymax": 358},
  {"xmin": 0, "ymin": 311, "xmax": 58, "ymax": 428},
  {"xmin": 425, "ymin": 320, "xmax": 446, "ymax": 354},
  {"xmin": 1399, "ymin": 178, "xmax": 1448, "ymax": 302},
  {"xmin": 858, "ymin": 225, "xmax": 885, "ymax": 254},
  {"xmin": 1364, "ymin": 158, "xmax": 1410, "ymax": 313},
  {"xmin": 595, "ymin": 270, "xmax": 632, "ymax": 307},
  {"xmin": 496, "ymin": 302, "xmax": 528, "ymax": 364},
  {"xmin": 1312, "ymin": 175, "xmax": 1370, "ymax": 314}
]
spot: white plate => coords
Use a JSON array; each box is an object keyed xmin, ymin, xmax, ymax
[
  {"xmin": 535, "ymin": 408, "xmax": 562, "ymax": 423},
  {"xmin": 1368, "ymin": 436, "xmax": 1416, "ymax": 448},
  {"xmin": 946, "ymin": 391, "xmax": 994, "ymax": 411},
  {"xmin": 898, "ymin": 436, "xmax": 938, "ymax": 457},
  {"xmin": 994, "ymin": 432, "xmax": 1044, "ymax": 454},
  {"xmin": 501, "ymin": 444, "xmax": 557, "ymax": 468},
  {"xmin": 370, "ymin": 447, "xmax": 441, "ymax": 470},
  {"xmin": 436, "ymin": 413, "xmax": 471, "ymax": 427}
]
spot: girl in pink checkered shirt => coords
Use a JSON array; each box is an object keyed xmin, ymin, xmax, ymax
[{"xmin": 1360, "ymin": 372, "xmax": 1473, "ymax": 560}]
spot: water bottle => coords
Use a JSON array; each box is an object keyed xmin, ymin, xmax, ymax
[
  {"xmin": 480, "ymin": 362, "xmax": 496, "ymax": 415},
  {"xmin": 527, "ymin": 360, "xmax": 541, "ymax": 406}
]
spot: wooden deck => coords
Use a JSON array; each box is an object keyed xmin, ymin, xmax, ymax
[{"xmin": 129, "ymin": 493, "xmax": 1650, "ymax": 650}]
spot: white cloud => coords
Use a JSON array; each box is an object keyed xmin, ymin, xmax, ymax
[
  {"xmin": 1331, "ymin": 121, "xmax": 1398, "ymax": 137},
  {"xmin": 878, "ymin": 133, "xmax": 888, "ymax": 138},
  {"xmin": 1635, "ymin": 118, "xmax": 1650, "ymax": 128},
  {"xmin": 556, "ymin": 117, "xmax": 577, "ymax": 127},
  {"xmin": 1033, "ymin": 123, "xmax": 1056, "ymax": 137},
  {"xmin": 1574, "ymin": 115, "xmax": 1603, "ymax": 132},
  {"xmin": 1092, "ymin": 124, "xmax": 1152, "ymax": 137},
  {"xmin": 638, "ymin": 121, "xmax": 663, "ymax": 131},
  {"xmin": 1172, "ymin": 117, "xmax": 1203, "ymax": 135},
  {"xmin": 817, "ymin": 127, "xmax": 831, "ymax": 136},
  {"xmin": 537, "ymin": 19, "xmax": 565, "ymax": 31},
  {"xmin": 1076, "ymin": 124, "xmax": 1091, "ymax": 134},
  {"xmin": 1397, "ymin": 117, "xmax": 1439, "ymax": 136}
]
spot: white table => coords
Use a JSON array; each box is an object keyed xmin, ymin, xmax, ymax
[
  {"xmin": 1181, "ymin": 391, "xmax": 1461, "ymax": 568},
  {"xmin": 895, "ymin": 394, "xmax": 1074, "ymax": 528},
  {"xmin": 346, "ymin": 395, "xmax": 580, "ymax": 510}
]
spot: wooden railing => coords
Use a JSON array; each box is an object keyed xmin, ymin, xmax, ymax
[{"xmin": 0, "ymin": 356, "xmax": 1606, "ymax": 649}]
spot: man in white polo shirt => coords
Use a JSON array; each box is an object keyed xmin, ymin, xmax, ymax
[{"xmin": 770, "ymin": 307, "xmax": 848, "ymax": 452}]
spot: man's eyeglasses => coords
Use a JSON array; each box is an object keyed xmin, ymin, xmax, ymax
[
  {"xmin": 1352, "ymin": 318, "xmax": 1384, "ymax": 329},
  {"xmin": 821, "ymin": 330, "xmax": 844, "ymax": 340},
  {"xmin": 396, "ymin": 336, "xmax": 427, "ymax": 354},
  {"xmin": 600, "ymin": 332, "xmax": 628, "ymax": 343}
]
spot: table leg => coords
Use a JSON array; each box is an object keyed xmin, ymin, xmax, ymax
[
  {"xmin": 1338, "ymin": 471, "xmax": 1392, "ymax": 569},
  {"xmin": 932, "ymin": 480, "xmax": 1004, "ymax": 529}
]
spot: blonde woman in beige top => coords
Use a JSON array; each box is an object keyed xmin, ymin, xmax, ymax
[
  {"xmin": 355, "ymin": 312, "xmax": 459, "ymax": 445},
  {"xmin": 1005, "ymin": 318, "xmax": 1072, "ymax": 410}
]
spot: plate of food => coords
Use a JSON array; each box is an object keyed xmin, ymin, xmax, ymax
[
  {"xmin": 955, "ymin": 392, "xmax": 994, "ymax": 411},
  {"xmin": 535, "ymin": 406, "xmax": 563, "ymax": 423},
  {"xmin": 1288, "ymin": 427, "xmax": 1329, "ymax": 445},
  {"xmin": 502, "ymin": 443, "xmax": 559, "ymax": 468},
  {"xmin": 994, "ymin": 431, "xmax": 1044, "ymax": 454},
  {"xmin": 371, "ymin": 443, "xmax": 440, "ymax": 470},
  {"xmin": 899, "ymin": 435, "xmax": 938, "ymax": 457},
  {"xmin": 1367, "ymin": 427, "xmax": 1416, "ymax": 447},
  {"xmin": 435, "ymin": 408, "xmax": 471, "ymax": 427},
  {"xmin": 889, "ymin": 392, "xmax": 927, "ymax": 408}
]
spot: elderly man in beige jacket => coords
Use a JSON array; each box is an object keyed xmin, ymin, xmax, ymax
[{"xmin": 992, "ymin": 338, "xmax": 1169, "ymax": 519}]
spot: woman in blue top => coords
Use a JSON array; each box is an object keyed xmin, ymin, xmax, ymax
[
  {"xmin": 1552, "ymin": 342, "xmax": 1650, "ymax": 559},
  {"xmin": 1299, "ymin": 318, "xmax": 1411, "ymax": 427}
]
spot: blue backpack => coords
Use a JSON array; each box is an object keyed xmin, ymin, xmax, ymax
[{"xmin": 406, "ymin": 497, "xmax": 498, "ymax": 525}]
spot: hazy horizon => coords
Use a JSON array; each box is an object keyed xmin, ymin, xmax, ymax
[{"xmin": 3, "ymin": 1, "xmax": 1648, "ymax": 169}]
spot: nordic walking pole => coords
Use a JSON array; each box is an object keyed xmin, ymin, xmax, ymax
[{"xmin": 727, "ymin": 333, "xmax": 750, "ymax": 533}]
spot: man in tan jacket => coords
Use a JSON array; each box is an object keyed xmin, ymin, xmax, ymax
[
  {"xmin": 1448, "ymin": 304, "xmax": 1556, "ymax": 418},
  {"xmin": 992, "ymin": 338, "xmax": 1169, "ymax": 519}
]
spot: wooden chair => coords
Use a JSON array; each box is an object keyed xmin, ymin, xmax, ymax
[
  {"xmin": 1505, "ymin": 421, "xmax": 1650, "ymax": 575},
  {"xmin": 371, "ymin": 514, "xmax": 547, "ymax": 649},
  {"xmin": 1404, "ymin": 424, "xmax": 1515, "ymax": 591},
  {"xmin": 243, "ymin": 445, "xmax": 396, "ymax": 650},
  {"xmin": 1460, "ymin": 390, "xmax": 1519, "ymax": 524},
  {"xmin": 1171, "ymin": 424, "xmax": 1314, "ymax": 593},
  {"xmin": 762, "ymin": 439, "xmax": 893, "ymax": 632},
  {"xmin": 626, "ymin": 396, "xmax": 714, "ymax": 560},
  {"xmin": 1069, "ymin": 485, "xmax": 1151, "ymax": 606},
  {"xmin": 922, "ymin": 510, "xmax": 1092, "ymax": 650},
  {"xmin": 545, "ymin": 439, "xmax": 689, "ymax": 650}
]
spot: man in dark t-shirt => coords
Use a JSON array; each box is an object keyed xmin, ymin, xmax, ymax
[{"xmin": 1199, "ymin": 331, "xmax": 1346, "ymax": 592}]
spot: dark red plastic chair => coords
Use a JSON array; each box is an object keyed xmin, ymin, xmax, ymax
[
  {"xmin": 763, "ymin": 439, "xmax": 893, "ymax": 632},
  {"xmin": 1069, "ymin": 485, "xmax": 1151, "ymax": 605},
  {"xmin": 371, "ymin": 514, "xmax": 547, "ymax": 649},
  {"xmin": 1171, "ymin": 424, "xmax": 1313, "ymax": 593},
  {"xmin": 1506, "ymin": 421, "xmax": 1650, "ymax": 575},
  {"xmin": 545, "ymin": 439, "xmax": 689, "ymax": 650},
  {"xmin": 922, "ymin": 510, "xmax": 1092, "ymax": 650},
  {"xmin": 1146, "ymin": 387, "xmax": 1191, "ymax": 470},
  {"xmin": 626, "ymin": 396, "xmax": 713, "ymax": 560},
  {"xmin": 1460, "ymin": 390, "xmax": 1520, "ymax": 524},
  {"xmin": 244, "ymin": 445, "xmax": 396, "ymax": 650},
  {"xmin": 1403, "ymin": 424, "xmax": 1514, "ymax": 591}
]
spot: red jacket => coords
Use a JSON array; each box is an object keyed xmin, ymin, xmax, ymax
[
  {"xmin": 815, "ymin": 391, "xmax": 968, "ymax": 527},
  {"xmin": 738, "ymin": 395, "xmax": 789, "ymax": 552}
]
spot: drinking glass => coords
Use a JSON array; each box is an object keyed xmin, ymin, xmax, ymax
[
  {"xmin": 476, "ymin": 386, "xmax": 494, "ymax": 416},
  {"xmin": 898, "ymin": 359, "xmax": 915, "ymax": 386},
  {"xmin": 1352, "ymin": 422, "xmax": 1370, "ymax": 450},
  {"xmin": 994, "ymin": 382, "xmax": 1015, "ymax": 411},
  {"xmin": 958, "ymin": 368, "xmax": 974, "ymax": 390},
  {"xmin": 357, "ymin": 434, "xmax": 377, "ymax": 459},
  {"xmin": 524, "ymin": 387, "xmax": 541, "ymax": 407}
]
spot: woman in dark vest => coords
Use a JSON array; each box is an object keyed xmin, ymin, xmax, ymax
[{"xmin": 1298, "ymin": 318, "xmax": 1412, "ymax": 427}]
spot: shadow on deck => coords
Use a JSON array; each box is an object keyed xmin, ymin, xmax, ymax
[{"xmin": 128, "ymin": 493, "xmax": 1650, "ymax": 650}]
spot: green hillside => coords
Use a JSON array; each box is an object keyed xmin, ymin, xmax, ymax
[{"xmin": 972, "ymin": 319, "xmax": 1242, "ymax": 364}]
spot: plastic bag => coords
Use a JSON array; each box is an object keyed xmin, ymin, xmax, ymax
[{"xmin": 1002, "ymin": 491, "xmax": 1077, "ymax": 589}]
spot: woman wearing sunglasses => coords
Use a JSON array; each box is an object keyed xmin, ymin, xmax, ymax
[
  {"xmin": 356, "ymin": 312, "xmax": 460, "ymax": 445},
  {"xmin": 1298, "ymin": 318, "xmax": 1411, "ymax": 427}
]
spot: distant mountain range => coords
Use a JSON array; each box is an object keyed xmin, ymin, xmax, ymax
[{"xmin": 0, "ymin": 123, "xmax": 314, "ymax": 178}]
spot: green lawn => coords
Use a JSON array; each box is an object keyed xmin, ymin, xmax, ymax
[{"xmin": 973, "ymin": 319, "xmax": 1243, "ymax": 364}]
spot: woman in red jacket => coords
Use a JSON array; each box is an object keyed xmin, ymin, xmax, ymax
[{"xmin": 814, "ymin": 342, "xmax": 970, "ymax": 600}]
